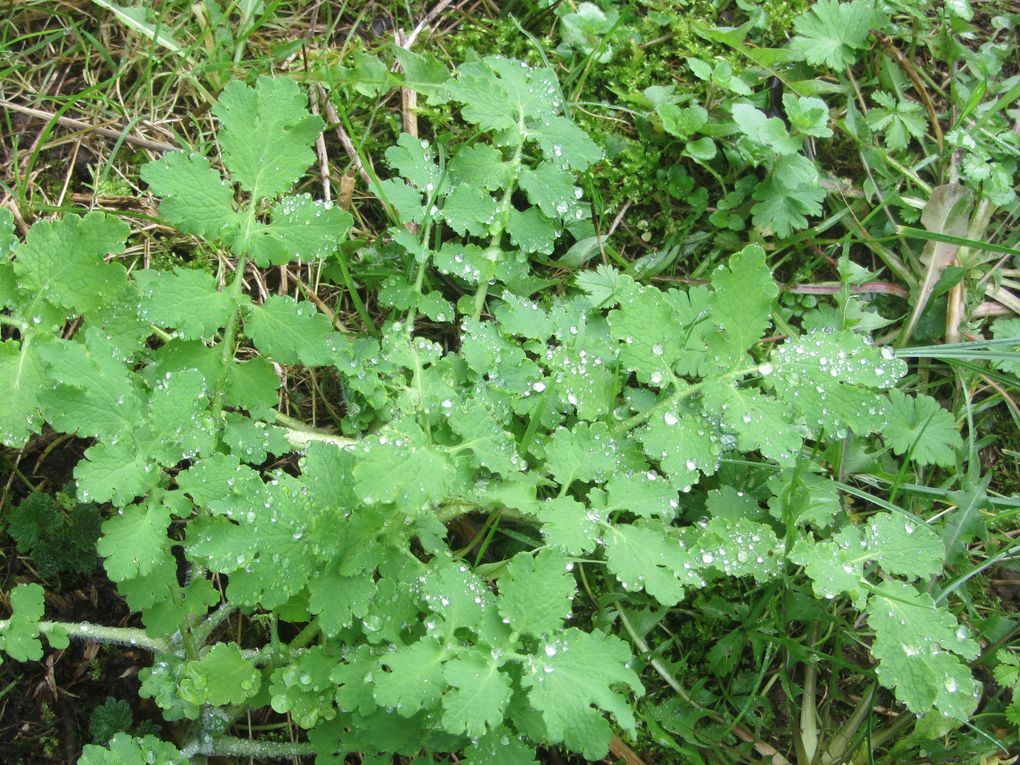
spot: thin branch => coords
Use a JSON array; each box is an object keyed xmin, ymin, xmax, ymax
[{"xmin": 0, "ymin": 99, "xmax": 177, "ymax": 153}]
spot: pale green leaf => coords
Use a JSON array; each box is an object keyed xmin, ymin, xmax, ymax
[
  {"xmin": 442, "ymin": 653, "xmax": 512, "ymax": 737},
  {"xmin": 604, "ymin": 471, "xmax": 678, "ymax": 519},
  {"xmin": 374, "ymin": 639, "xmax": 447, "ymax": 716},
  {"xmin": 498, "ymin": 549, "xmax": 576, "ymax": 637},
  {"xmin": 246, "ymin": 295, "xmax": 336, "ymax": 366},
  {"xmin": 213, "ymin": 77, "xmax": 323, "ymax": 200},
  {"xmin": 139, "ymin": 152, "xmax": 239, "ymax": 239},
  {"xmin": 179, "ymin": 642, "xmax": 261, "ymax": 707},
  {"xmin": 867, "ymin": 580, "xmax": 980, "ymax": 719},
  {"xmin": 540, "ymin": 496, "xmax": 600, "ymax": 555},
  {"xmin": 78, "ymin": 733, "xmax": 185, "ymax": 765},
  {"xmin": 604, "ymin": 523, "xmax": 702, "ymax": 605},
  {"xmin": 136, "ymin": 267, "xmax": 233, "ymax": 340},
  {"xmin": 790, "ymin": 0, "xmax": 879, "ymax": 69},
  {"xmin": 97, "ymin": 501, "xmax": 171, "ymax": 581},
  {"xmin": 639, "ymin": 412, "xmax": 720, "ymax": 490},
  {"xmin": 13, "ymin": 212, "xmax": 128, "ymax": 316},
  {"xmin": 883, "ymin": 389, "xmax": 962, "ymax": 467},
  {"xmin": 442, "ymin": 183, "xmax": 498, "ymax": 237},
  {"xmin": 0, "ymin": 339, "xmax": 48, "ymax": 446},
  {"xmin": 708, "ymin": 244, "xmax": 778, "ymax": 358},
  {"xmin": 0, "ymin": 583, "xmax": 45, "ymax": 662},
  {"xmin": 522, "ymin": 629, "xmax": 642, "ymax": 761},
  {"xmin": 248, "ymin": 194, "xmax": 353, "ymax": 266}
]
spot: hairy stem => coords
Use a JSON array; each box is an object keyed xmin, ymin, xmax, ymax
[
  {"xmin": 5, "ymin": 621, "xmax": 173, "ymax": 653},
  {"xmin": 470, "ymin": 132, "xmax": 525, "ymax": 322},
  {"xmin": 182, "ymin": 736, "xmax": 318, "ymax": 759},
  {"xmin": 210, "ymin": 251, "xmax": 249, "ymax": 425}
]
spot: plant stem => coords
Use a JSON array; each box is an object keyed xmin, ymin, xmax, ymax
[
  {"xmin": 817, "ymin": 682, "xmax": 876, "ymax": 764},
  {"xmin": 615, "ymin": 604, "xmax": 792, "ymax": 765},
  {"xmin": 182, "ymin": 735, "xmax": 319, "ymax": 759},
  {"xmin": 5, "ymin": 621, "xmax": 173, "ymax": 653},
  {"xmin": 190, "ymin": 604, "xmax": 236, "ymax": 649},
  {"xmin": 615, "ymin": 365, "xmax": 760, "ymax": 434},
  {"xmin": 210, "ymin": 251, "xmax": 249, "ymax": 425},
  {"xmin": 798, "ymin": 624, "xmax": 819, "ymax": 765},
  {"xmin": 469, "ymin": 132, "xmax": 525, "ymax": 322}
]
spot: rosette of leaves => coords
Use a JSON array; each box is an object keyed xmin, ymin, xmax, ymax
[
  {"xmin": 0, "ymin": 71, "xmax": 985, "ymax": 764},
  {"xmin": 375, "ymin": 54, "xmax": 603, "ymax": 326}
]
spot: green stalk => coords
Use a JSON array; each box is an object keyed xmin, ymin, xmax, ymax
[
  {"xmin": 614, "ymin": 364, "xmax": 760, "ymax": 434},
  {"xmin": 210, "ymin": 251, "xmax": 249, "ymax": 426},
  {"xmin": 190, "ymin": 604, "xmax": 236, "ymax": 649},
  {"xmin": 817, "ymin": 683, "xmax": 876, "ymax": 764},
  {"xmin": 470, "ymin": 133, "xmax": 525, "ymax": 322},
  {"xmin": 0, "ymin": 621, "xmax": 172, "ymax": 653},
  {"xmin": 181, "ymin": 735, "xmax": 319, "ymax": 759},
  {"xmin": 798, "ymin": 624, "xmax": 819, "ymax": 765}
]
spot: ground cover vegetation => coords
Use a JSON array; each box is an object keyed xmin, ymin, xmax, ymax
[{"xmin": 0, "ymin": 0, "xmax": 1018, "ymax": 763}]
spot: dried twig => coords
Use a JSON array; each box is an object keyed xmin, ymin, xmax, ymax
[{"xmin": 0, "ymin": 99, "xmax": 177, "ymax": 153}]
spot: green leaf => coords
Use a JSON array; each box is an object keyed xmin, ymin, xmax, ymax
[
  {"xmin": 464, "ymin": 730, "xmax": 538, "ymax": 764},
  {"xmin": 732, "ymin": 103, "xmax": 801, "ymax": 155},
  {"xmin": 442, "ymin": 183, "xmax": 498, "ymax": 237},
  {"xmin": 179, "ymin": 642, "xmax": 261, "ymax": 707},
  {"xmin": 790, "ymin": 0, "xmax": 879, "ymax": 70},
  {"xmin": 540, "ymin": 496, "xmax": 600, "ymax": 555},
  {"xmin": 767, "ymin": 330, "xmax": 905, "ymax": 438},
  {"xmin": 867, "ymin": 580, "xmax": 980, "ymax": 719},
  {"xmin": 76, "ymin": 441, "xmax": 160, "ymax": 506},
  {"xmin": 767, "ymin": 468, "xmax": 841, "ymax": 529},
  {"xmin": 393, "ymin": 47, "xmax": 451, "ymax": 96},
  {"xmin": 448, "ymin": 402, "xmax": 519, "ymax": 477},
  {"xmin": 705, "ymin": 385, "xmax": 800, "ymax": 463},
  {"xmin": 865, "ymin": 93, "xmax": 928, "ymax": 150},
  {"xmin": 13, "ymin": 212, "xmax": 128, "ymax": 317},
  {"xmin": 604, "ymin": 523, "xmax": 702, "ymax": 605},
  {"xmin": 246, "ymin": 295, "xmax": 336, "ymax": 366},
  {"xmin": 658, "ymin": 103, "xmax": 708, "ymax": 140},
  {"xmin": 498, "ymin": 549, "xmax": 576, "ymax": 637},
  {"xmin": 750, "ymin": 176, "xmax": 826, "ymax": 237},
  {"xmin": 79, "ymin": 733, "xmax": 185, "ymax": 765},
  {"xmin": 374, "ymin": 639, "xmax": 447, "ymax": 716},
  {"xmin": 522, "ymin": 629, "xmax": 643, "ymax": 761},
  {"xmin": 39, "ymin": 332, "xmax": 143, "ymax": 440},
  {"xmin": 448, "ymin": 144, "xmax": 512, "ymax": 192},
  {"xmin": 531, "ymin": 114, "xmax": 602, "ymax": 171},
  {"xmin": 708, "ymin": 244, "xmax": 778, "ymax": 358},
  {"xmin": 785, "ymin": 94, "xmax": 833, "ymax": 137},
  {"xmin": 883, "ymin": 389, "xmax": 962, "ymax": 467},
  {"xmin": 608, "ymin": 278, "xmax": 710, "ymax": 383},
  {"xmin": 353, "ymin": 428, "xmax": 455, "ymax": 508},
  {"xmin": 604, "ymin": 471, "xmax": 678, "ymax": 519},
  {"xmin": 0, "ymin": 583, "xmax": 45, "ymax": 662},
  {"xmin": 136, "ymin": 267, "xmax": 233, "ymax": 340},
  {"xmin": 639, "ymin": 412, "xmax": 720, "ymax": 490},
  {"xmin": 493, "ymin": 292, "xmax": 555, "ymax": 341},
  {"xmin": 97, "ymin": 500, "xmax": 171, "ymax": 582},
  {"xmin": 139, "ymin": 151, "xmax": 239, "ymax": 240},
  {"xmin": 213, "ymin": 76, "xmax": 323, "ymax": 201},
  {"xmin": 269, "ymin": 646, "xmax": 339, "ymax": 728},
  {"xmin": 442, "ymin": 653, "xmax": 512, "ymax": 737},
  {"xmin": 0, "ymin": 339, "xmax": 48, "ymax": 446},
  {"xmin": 991, "ymin": 318, "xmax": 1020, "ymax": 376},
  {"xmin": 543, "ymin": 422, "xmax": 620, "ymax": 488},
  {"xmin": 692, "ymin": 517, "xmax": 783, "ymax": 581},
  {"xmin": 519, "ymin": 161, "xmax": 581, "ymax": 220},
  {"xmin": 506, "ymin": 208, "xmax": 558, "ymax": 255},
  {"xmin": 386, "ymin": 133, "xmax": 443, "ymax": 192},
  {"xmin": 248, "ymin": 194, "xmax": 353, "ymax": 266},
  {"xmin": 792, "ymin": 513, "xmax": 944, "ymax": 603}
]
